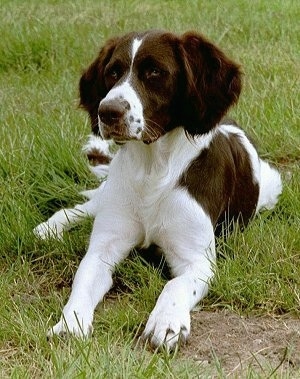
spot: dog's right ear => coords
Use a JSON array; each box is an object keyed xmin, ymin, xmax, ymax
[{"xmin": 79, "ymin": 37, "xmax": 120, "ymax": 134}]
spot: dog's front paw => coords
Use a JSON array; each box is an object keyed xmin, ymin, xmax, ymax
[
  {"xmin": 34, "ymin": 221, "xmax": 63, "ymax": 240},
  {"xmin": 47, "ymin": 311, "xmax": 93, "ymax": 338},
  {"xmin": 142, "ymin": 304, "xmax": 191, "ymax": 351}
]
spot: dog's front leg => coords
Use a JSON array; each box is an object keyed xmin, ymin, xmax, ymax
[
  {"xmin": 48, "ymin": 211, "xmax": 143, "ymax": 337},
  {"xmin": 142, "ymin": 254, "xmax": 215, "ymax": 351},
  {"xmin": 143, "ymin": 200, "xmax": 216, "ymax": 351},
  {"xmin": 34, "ymin": 182, "xmax": 106, "ymax": 240}
]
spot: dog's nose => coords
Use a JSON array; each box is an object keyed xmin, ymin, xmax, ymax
[{"xmin": 98, "ymin": 100, "xmax": 130, "ymax": 126}]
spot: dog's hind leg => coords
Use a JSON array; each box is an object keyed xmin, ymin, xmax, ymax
[{"xmin": 256, "ymin": 160, "xmax": 282, "ymax": 213}]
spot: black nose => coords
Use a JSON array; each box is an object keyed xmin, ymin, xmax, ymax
[{"xmin": 98, "ymin": 100, "xmax": 130, "ymax": 126}]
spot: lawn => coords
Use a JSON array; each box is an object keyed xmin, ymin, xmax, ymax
[{"xmin": 0, "ymin": 0, "xmax": 299, "ymax": 377}]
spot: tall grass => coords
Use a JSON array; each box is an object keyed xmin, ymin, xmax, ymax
[{"xmin": 0, "ymin": 0, "xmax": 299, "ymax": 377}]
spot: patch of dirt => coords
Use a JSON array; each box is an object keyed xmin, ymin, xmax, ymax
[{"xmin": 181, "ymin": 309, "xmax": 300, "ymax": 377}]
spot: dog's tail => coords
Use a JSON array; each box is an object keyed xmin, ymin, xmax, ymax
[
  {"xmin": 82, "ymin": 135, "xmax": 115, "ymax": 179},
  {"xmin": 256, "ymin": 160, "xmax": 282, "ymax": 213}
]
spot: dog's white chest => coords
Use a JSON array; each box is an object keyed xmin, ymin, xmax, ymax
[{"xmin": 106, "ymin": 131, "xmax": 203, "ymax": 246}]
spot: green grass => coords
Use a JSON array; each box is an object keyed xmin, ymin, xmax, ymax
[{"xmin": 0, "ymin": 0, "xmax": 299, "ymax": 377}]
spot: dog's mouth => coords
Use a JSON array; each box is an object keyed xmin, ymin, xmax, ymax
[
  {"xmin": 99, "ymin": 125, "xmax": 132, "ymax": 143},
  {"xmin": 113, "ymin": 136, "xmax": 158, "ymax": 145},
  {"xmin": 109, "ymin": 132, "xmax": 131, "ymax": 143},
  {"xmin": 97, "ymin": 122, "xmax": 162, "ymax": 145},
  {"xmin": 103, "ymin": 130, "xmax": 159, "ymax": 145}
]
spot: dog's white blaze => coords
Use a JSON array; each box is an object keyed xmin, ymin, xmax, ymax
[
  {"xmin": 131, "ymin": 38, "xmax": 143, "ymax": 68},
  {"xmin": 99, "ymin": 37, "xmax": 145, "ymax": 139}
]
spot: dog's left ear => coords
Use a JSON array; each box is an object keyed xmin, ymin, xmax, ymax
[{"xmin": 180, "ymin": 32, "xmax": 242, "ymax": 136}]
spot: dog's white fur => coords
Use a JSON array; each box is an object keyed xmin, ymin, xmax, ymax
[{"xmin": 35, "ymin": 126, "xmax": 281, "ymax": 349}]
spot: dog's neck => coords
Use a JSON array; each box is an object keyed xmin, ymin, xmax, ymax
[{"xmin": 115, "ymin": 126, "xmax": 216, "ymax": 178}]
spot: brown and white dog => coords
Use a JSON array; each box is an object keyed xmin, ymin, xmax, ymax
[{"xmin": 35, "ymin": 30, "xmax": 282, "ymax": 350}]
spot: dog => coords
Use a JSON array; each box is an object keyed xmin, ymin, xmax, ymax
[{"xmin": 35, "ymin": 30, "xmax": 282, "ymax": 350}]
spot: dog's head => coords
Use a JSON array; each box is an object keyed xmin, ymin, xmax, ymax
[{"xmin": 79, "ymin": 30, "xmax": 242, "ymax": 143}]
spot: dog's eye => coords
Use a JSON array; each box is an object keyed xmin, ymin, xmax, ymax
[
  {"xmin": 145, "ymin": 67, "xmax": 162, "ymax": 79},
  {"xmin": 110, "ymin": 69, "xmax": 119, "ymax": 81},
  {"xmin": 105, "ymin": 65, "xmax": 122, "ymax": 84}
]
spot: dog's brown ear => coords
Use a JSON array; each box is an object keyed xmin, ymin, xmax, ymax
[
  {"xmin": 180, "ymin": 32, "xmax": 242, "ymax": 136},
  {"xmin": 79, "ymin": 37, "xmax": 120, "ymax": 134}
]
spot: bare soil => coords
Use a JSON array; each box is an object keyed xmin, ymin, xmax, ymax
[{"xmin": 180, "ymin": 309, "xmax": 300, "ymax": 377}]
